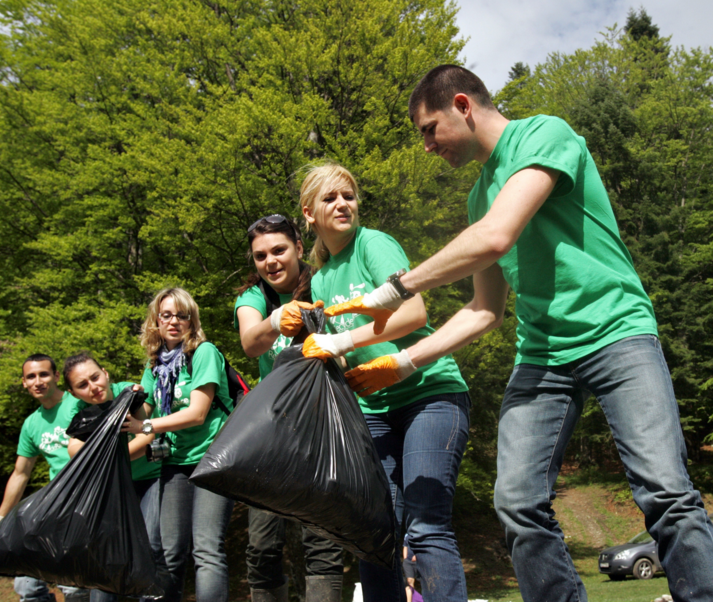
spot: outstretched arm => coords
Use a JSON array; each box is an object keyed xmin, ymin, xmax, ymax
[{"xmin": 0, "ymin": 455, "xmax": 37, "ymax": 518}]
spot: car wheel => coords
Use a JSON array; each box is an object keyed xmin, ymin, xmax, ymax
[
  {"xmin": 608, "ymin": 574, "xmax": 626, "ymax": 581},
  {"xmin": 633, "ymin": 557, "xmax": 655, "ymax": 579}
]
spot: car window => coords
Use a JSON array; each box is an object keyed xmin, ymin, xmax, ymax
[{"xmin": 628, "ymin": 530, "xmax": 653, "ymax": 544}]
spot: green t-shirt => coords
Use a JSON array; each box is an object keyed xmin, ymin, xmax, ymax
[
  {"xmin": 142, "ymin": 342, "xmax": 231, "ymax": 466},
  {"xmin": 108, "ymin": 382, "xmax": 161, "ymax": 482},
  {"xmin": 234, "ymin": 285, "xmax": 294, "ymax": 379},
  {"xmin": 17, "ymin": 391, "xmax": 85, "ymax": 480},
  {"xmin": 468, "ymin": 115, "xmax": 658, "ymax": 365},
  {"xmin": 310, "ymin": 227, "xmax": 468, "ymax": 413}
]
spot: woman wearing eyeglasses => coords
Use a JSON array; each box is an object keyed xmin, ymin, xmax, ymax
[
  {"xmin": 233, "ymin": 215, "xmax": 344, "ymax": 602},
  {"xmin": 122, "ymin": 287, "xmax": 234, "ymax": 602},
  {"xmin": 298, "ymin": 164, "xmax": 470, "ymax": 602}
]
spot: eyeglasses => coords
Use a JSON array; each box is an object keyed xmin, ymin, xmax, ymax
[
  {"xmin": 247, "ymin": 214, "xmax": 289, "ymax": 233},
  {"xmin": 158, "ymin": 312, "xmax": 191, "ymax": 324}
]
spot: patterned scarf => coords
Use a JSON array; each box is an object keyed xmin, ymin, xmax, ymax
[{"xmin": 153, "ymin": 344, "xmax": 185, "ymax": 416}]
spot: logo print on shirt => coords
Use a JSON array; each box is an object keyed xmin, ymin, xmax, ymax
[
  {"xmin": 268, "ymin": 334, "xmax": 291, "ymax": 360},
  {"xmin": 40, "ymin": 426, "xmax": 69, "ymax": 453},
  {"xmin": 329, "ymin": 283, "xmax": 366, "ymax": 333}
]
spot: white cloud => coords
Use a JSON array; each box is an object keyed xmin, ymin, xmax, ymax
[{"xmin": 454, "ymin": 0, "xmax": 713, "ymax": 93}]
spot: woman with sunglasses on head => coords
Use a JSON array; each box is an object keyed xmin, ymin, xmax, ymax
[
  {"xmin": 233, "ymin": 214, "xmax": 343, "ymax": 602},
  {"xmin": 64, "ymin": 352, "xmax": 164, "ymax": 602},
  {"xmin": 122, "ymin": 287, "xmax": 234, "ymax": 602},
  {"xmin": 297, "ymin": 164, "xmax": 471, "ymax": 602}
]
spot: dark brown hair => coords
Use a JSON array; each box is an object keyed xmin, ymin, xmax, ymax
[
  {"xmin": 408, "ymin": 64, "xmax": 495, "ymax": 121},
  {"xmin": 236, "ymin": 216, "xmax": 312, "ymax": 304}
]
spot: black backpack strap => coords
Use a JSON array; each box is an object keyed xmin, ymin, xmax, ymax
[
  {"xmin": 186, "ymin": 343, "xmax": 249, "ymax": 416},
  {"xmin": 258, "ymin": 278, "xmax": 283, "ymax": 316}
]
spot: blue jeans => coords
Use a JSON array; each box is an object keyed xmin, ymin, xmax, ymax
[
  {"xmin": 494, "ymin": 335, "xmax": 713, "ymax": 602},
  {"xmin": 90, "ymin": 477, "xmax": 164, "ymax": 602},
  {"xmin": 159, "ymin": 464, "xmax": 234, "ymax": 602},
  {"xmin": 14, "ymin": 576, "xmax": 89, "ymax": 601},
  {"xmin": 360, "ymin": 392, "xmax": 470, "ymax": 602},
  {"xmin": 246, "ymin": 508, "xmax": 343, "ymax": 590}
]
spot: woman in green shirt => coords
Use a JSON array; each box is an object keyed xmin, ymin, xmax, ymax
[
  {"xmin": 298, "ymin": 164, "xmax": 471, "ymax": 602},
  {"xmin": 122, "ymin": 287, "xmax": 234, "ymax": 602},
  {"xmin": 63, "ymin": 352, "xmax": 162, "ymax": 602},
  {"xmin": 234, "ymin": 215, "xmax": 343, "ymax": 602}
]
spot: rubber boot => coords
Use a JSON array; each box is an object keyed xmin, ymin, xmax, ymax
[
  {"xmin": 250, "ymin": 582, "xmax": 289, "ymax": 602},
  {"xmin": 305, "ymin": 575, "xmax": 343, "ymax": 602}
]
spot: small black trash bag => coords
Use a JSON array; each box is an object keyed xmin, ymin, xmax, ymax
[
  {"xmin": 191, "ymin": 308, "xmax": 396, "ymax": 569},
  {"xmin": 0, "ymin": 389, "xmax": 167, "ymax": 597}
]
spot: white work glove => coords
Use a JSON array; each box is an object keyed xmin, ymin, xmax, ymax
[{"xmin": 302, "ymin": 331, "xmax": 356, "ymax": 361}]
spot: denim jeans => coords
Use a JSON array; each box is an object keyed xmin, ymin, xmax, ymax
[
  {"xmin": 494, "ymin": 335, "xmax": 713, "ymax": 602},
  {"xmin": 360, "ymin": 392, "xmax": 470, "ymax": 602},
  {"xmin": 90, "ymin": 477, "xmax": 164, "ymax": 602},
  {"xmin": 14, "ymin": 576, "xmax": 89, "ymax": 601},
  {"xmin": 159, "ymin": 464, "xmax": 234, "ymax": 602},
  {"xmin": 246, "ymin": 507, "xmax": 344, "ymax": 590}
]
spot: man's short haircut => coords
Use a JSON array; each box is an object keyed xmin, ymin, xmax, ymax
[
  {"xmin": 409, "ymin": 64, "xmax": 495, "ymax": 121},
  {"xmin": 23, "ymin": 353, "xmax": 57, "ymax": 374}
]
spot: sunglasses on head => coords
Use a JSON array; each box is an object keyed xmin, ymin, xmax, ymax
[{"xmin": 247, "ymin": 214, "xmax": 289, "ymax": 234}]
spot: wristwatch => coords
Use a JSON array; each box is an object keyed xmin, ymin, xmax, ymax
[
  {"xmin": 141, "ymin": 419, "xmax": 154, "ymax": 435},
  {"xmin": 386, "ymin": 269, "xmax": 415, "ymax": 300}
]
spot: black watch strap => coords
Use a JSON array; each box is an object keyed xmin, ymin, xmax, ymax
[{"xmin": 387, "ymin": 269, "xmax": 415, "ymax": 300}]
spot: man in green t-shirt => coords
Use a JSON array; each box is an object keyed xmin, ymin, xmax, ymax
[
  {"xmin": 341, "ymin": 65, "xmax": 713, "ymax": 602},
  {"xmin": 0, "ymin": 354, "xmax": 89, "ymax": 602}
]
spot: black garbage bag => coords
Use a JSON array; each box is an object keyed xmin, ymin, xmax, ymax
[
  {"xmin": 190, "ymin": 308, "xmax": 396, "ymax": 569},
  {"xmin": 0, "ymin": 389, "xmax": 168, "ymax": 597}
]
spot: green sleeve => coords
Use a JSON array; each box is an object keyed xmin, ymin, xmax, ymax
[
  {"xmin": 234, "ymin": 286, "xmax": 268, "ymax": 328},
  {"xmin": 190, "ymin": 343, "xmax": 224, "ymax": 389},
  {"xmin": 16, "ymin": 417, "xmax": 39, "ymax": 459},
  {"xmin": 506, "ymin": 117, "xmax": 581, "ymax": 198}
]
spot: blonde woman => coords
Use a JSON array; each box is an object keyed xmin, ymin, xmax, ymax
[
  {"xmin": 297, "ymin": 164, "xmax": 471, "ymax": 602},
  {"xmin": 122, "ymin": 287, "xmax": 234, "ymax": 602}
]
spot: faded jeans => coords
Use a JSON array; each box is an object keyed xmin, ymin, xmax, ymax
[
  {"xmin": 360, "ymin": 392, "xmax": 471, "ymax": 602},
  {"xmin": 14, "ymin": 576, "xmax": 88, "ymax": 601},
  {"xmin": 89, "ymin": 477, "xmax": 164, "ymax": 602},
  {"xmin": 494, "ymin": 335, "xmax": 713, "ymax": 602},
  {"xmin": 246, "ymin": 508, "xmax": 343, "ymax": 590},
  {"xmin": 159, "ymin": 464, "xmax": 234, "ymax": 602}
]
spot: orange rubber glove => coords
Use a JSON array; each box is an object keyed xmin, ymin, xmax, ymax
[
  {"xmin": 345, "ymin": 350, "xmax": 416, "ymax": 396},
  {"xmin": 302, "ymin": 331, "xmax": 355, "ymax": 361},
  {"xmin": 270, "ymin": 300, "xmax": 324, "ymax": 337},
  {"xmin": 324, "ymin": 278, "xmax": 406, "ymax": 335}
]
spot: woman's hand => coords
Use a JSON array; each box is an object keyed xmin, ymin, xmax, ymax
[
  {"xmin": 302, "ymin": 331, "xmax": 355, "ymax": 361},
  {"xmin": 122, "ymin": 412, "xmax": 144, "ymax": 435},
  {"xmin": 271, "ymin": 300, "xmax": 325, "ymax": 337}
]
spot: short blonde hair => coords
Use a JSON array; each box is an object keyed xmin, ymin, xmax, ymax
[
  {"xmin": 299, "ymin": 163, "xmax": 360, "ymax": 269},
  {"xmin": 140, "ymin": 287, "xmax": 207, "ymax": 367}
]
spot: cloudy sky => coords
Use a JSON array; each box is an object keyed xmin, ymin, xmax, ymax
[{"xmin": 454, "ymin": 0, "xmax": 713, "ymax": 93}]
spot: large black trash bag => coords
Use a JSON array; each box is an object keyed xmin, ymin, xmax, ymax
[
  {"xmin": 0, "ymin": 389, "xmax": 168, "ymax": 597},
  {"xmin": 191, "ymin": 308, "xmax": 396, "ymax": 568}
]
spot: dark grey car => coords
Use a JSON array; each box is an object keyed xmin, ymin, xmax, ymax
[{"xmin": 598, "ymin": 530, "xmax": 662, "ymax": 580}]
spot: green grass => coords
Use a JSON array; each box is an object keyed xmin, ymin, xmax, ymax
[{"xmin": 469, "ymin": 547, "xmax": 672, "ymax": 602}]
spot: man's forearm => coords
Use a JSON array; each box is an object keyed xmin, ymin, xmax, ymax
[
  {"xmin": 408, "ymin": 302, "xmax": 504, "ymax": 369},
  {"xmin": 0, "ymin": 472, "xmax": 30, "ymax": 517}
]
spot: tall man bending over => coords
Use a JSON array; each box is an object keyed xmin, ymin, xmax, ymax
[
  {"xmin": 0, "ymin": 354, "xmax": 88, "ymax": 602},
  {"xmin": 327, "ymin": 65, "xmax": 713, "ymax": 601}
]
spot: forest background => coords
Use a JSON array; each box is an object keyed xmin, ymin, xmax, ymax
[{"xmin": 0, "ymin": 0, "xmax": 711, "ymax": 510}]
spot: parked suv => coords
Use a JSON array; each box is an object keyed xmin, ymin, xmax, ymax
[{"xmin": 598, "ymin": 530, "xmax": 661, "ymax": 580}]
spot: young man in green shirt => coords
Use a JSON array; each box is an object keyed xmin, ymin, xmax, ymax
[
  {"xmin": 341, "ymin": 65, "xmax": 713, "ymax": 602},
  {"xmin": 0, "ymin": 354, "xmax": 89, "ymax": 602}
]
